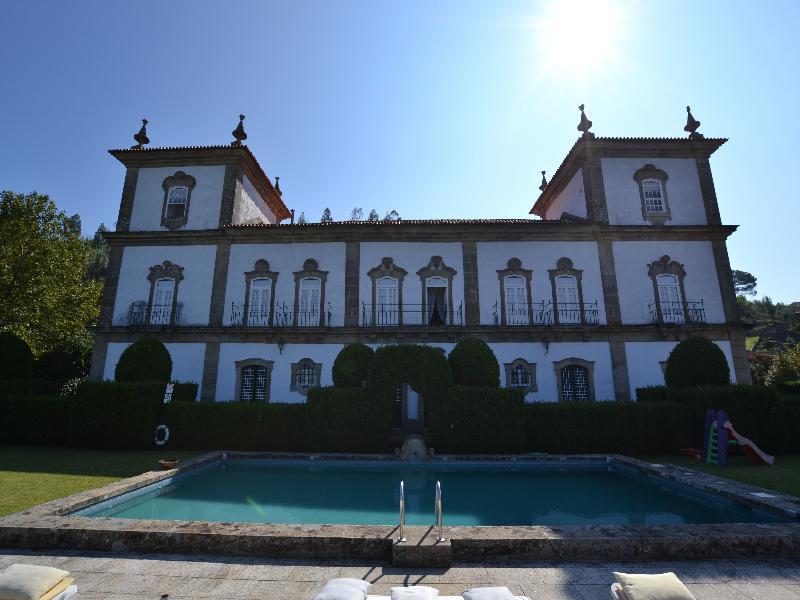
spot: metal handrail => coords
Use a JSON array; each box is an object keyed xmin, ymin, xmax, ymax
[
  {"xmin": 398, "ymin": 480, "xmax": 406, "ymax": 543},
  {"xmin": 435, "ymin": 480, "xmax": 445, "ymax": 542}
]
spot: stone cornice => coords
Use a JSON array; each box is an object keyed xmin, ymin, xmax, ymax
[
  {"xmin": 102, "ymin": 223, "xmax": 738, "ymax": 246},
  {"xmin": 532, "ymin": 136, "xmax": 727, "ymax": 217}
]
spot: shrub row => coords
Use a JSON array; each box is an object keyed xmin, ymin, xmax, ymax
[
  {"xmin": 427, "ymin": 386, "xmax": 525, "ymax": 453},
  {"xmin": 306, "ymin": 387, "xmax": 393, "ymax": 452},
  {"xmin": 0, "ymin": 379, "xmax": 66, "ymax": 398}
]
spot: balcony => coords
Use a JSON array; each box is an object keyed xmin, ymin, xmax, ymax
[
  {"xmin": 361, "ymin": 302, "xmax": 463, "ymax": 327},
  {"xmin": 493, "ymin": 301, "xmax": 600, "ymax": 326},
  {"xmin": 126, "ymin": 302, "xmax": 184, "ymax": 327},
  {"xmin": 229, "ymin": 301, "xmax": 333, "ymax": 327},
  {"xmin": 649, "ymin": 300, "xmax": 706, "ymax": 325}
]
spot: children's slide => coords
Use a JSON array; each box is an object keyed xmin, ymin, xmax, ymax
[{"xmin": 703, "ymin": 409, "xmax": 775, "ymax": 466}]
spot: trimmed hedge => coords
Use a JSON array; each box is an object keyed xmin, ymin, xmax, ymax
[
  {"xmin": 170, "ymin": 382, "xmax": 199, "ymax": 402},
  {"xmin": 306, "ymin": 387, "xmax": 393, "ymax": 452},
  {"xmin": 0, "ymin": 396, "xmax": 70, "ymax": 445},
  {"xmin": 665, "ymin": 336, "xmax": 730, "ymax": 388},
  {"xmin": 368, "ymin": 344, "xmax": 452, "ymax": 398},
  {"xmin": 35, "ymin": 334, "xmax": 93, "ymax": 380},
  {"xmin": 0, "ymin": 379, "xmax": 66, "ymax": 398},
  {"xmin": 448, "ymin": 338, "xmax": 500, "ymax": 388},
  {"xmin": 427, "ymin": 386, "xmax": 524, "ymax": 453},
  {"xmin": 332, "ymin": 343, "xmax": 374, "ymax": 387},
  {"xmin": 114, "ymin": 337, "xmax": 172, "ymax": 383},
  {"xmin": 0, "ymin": 332, "xmax": 34, "ymax": 381},
  {"xmin": 525, "ymin": 401, "xmax": 695, "ymax": 454},
  {"xmin": 163, "ymin": 402, "xmax": 307, "ymax": 450}
]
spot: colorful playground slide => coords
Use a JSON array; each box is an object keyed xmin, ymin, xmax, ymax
[{"xmin": 703, "ymin": 409, "xmax": 775, "ymax": 466}]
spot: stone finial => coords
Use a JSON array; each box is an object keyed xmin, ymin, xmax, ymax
[
  {"xmin": 684, "ymin": 106, "xmax": 704, "ymax": 139},
  {"xmin": 539, "ymin": 170, "xmax": 548, "ymax": 192},
  {"xmin": 577, "ymin": 104, "xmax": 595, "ymax": 139},
  {"xmin": 132, "ymin": 118, "xmax": 149, "ymax": 149},
  {"xmin": 231, "ymin": 114, "xmax": 247, "ymax": 146},
  {"xmin": 274, "ymin": 176, "xmax": 282, "ymax": 196}
]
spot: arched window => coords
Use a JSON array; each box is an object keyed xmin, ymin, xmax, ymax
[
  {"xmin": 236, "ymin": 359, "xmax": 273, "ymax": 403},
  {"xmin": 376, "ymin": 277, "xmax": 399, "ymax": 325},
  {"xmin": 554, "ymin": 358, "xmax": 595, "ymax": 403},
  {"xmin": 555, "ymin": 275, "xmax": 580, "ymax": 324},
  {"xmin": 150, "ymin": 278, "xmax": 175, "ymax": 325},
  {"xmin": 504, "ymin": 358, "xmax": 537, "ymax": 393},
  {"xmin": 291, "ymin": 358, "xmax": 322, "ymax": 395},
  {"xmin": 641, "ymin": 179, "xmax": 665, "ymax": 213},
  {"xmin": 298, "ymin": 277, "xmax": 321, "ymax": 326},
  {"xmin": 248, "ymin": 278, "xmax": 272, "ymax": 326},
  {"xmin": 656, "ymin": 273, "xmax": 684, "ymax": 324},
  {"xmin": 160, "ymin": 171, "xmax": 196, "ymax": 230},
  {"xmin": 504, "ymin": 275, "xmax": 529, "ymax": 325}
]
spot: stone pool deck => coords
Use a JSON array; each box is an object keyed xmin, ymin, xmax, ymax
[{"xmin": 3, "ymin": 549, "xmax": 800, "ymax": 599}]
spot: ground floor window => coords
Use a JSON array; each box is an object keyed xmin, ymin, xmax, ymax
[
  {"xmin": 554, "ymin": 358, "xmax": 594, "ymax": 403},
  {"xmin": 503, "ymin": 358, "xmax": 537, "ymax": 393},
  {"xmin": 235, "ymin": 359, "xmax": 273, "ymax": 403},
  {"xmin": 290, "ymin": 358, "xmax": 322, "ymax": 395}
]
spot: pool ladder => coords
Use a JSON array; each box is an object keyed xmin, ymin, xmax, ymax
[{"xmin": 397, "ymin": 480, "xmax": 445, "ymax": 543}]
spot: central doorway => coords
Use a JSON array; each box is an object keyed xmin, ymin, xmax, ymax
[{"xmin": 392, "ymin": 383, "xmax": 424, "ymax": 432}]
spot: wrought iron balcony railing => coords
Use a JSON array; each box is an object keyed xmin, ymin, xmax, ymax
[
  {"xmin": 361, "ymin": 302, "xmax": 463, "ymax": 327},
  {"xmin": 493, "ymin": 300, "xmax": 600, "ymax": 326},
  {"xmin": 126, "ymin": 302, "xmax": 184, "ymax": 327},
  {"xmin": 649, "ymin": 300, "xmax": 706, "ymax": 325},
  {"xmin": 228, "ymin": 301, "xmax": 333, "ymax": 327}
]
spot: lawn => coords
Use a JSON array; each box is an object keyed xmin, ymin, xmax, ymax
[
  {"xmin": 0, "ymin": 445, "xmax": 200, "ymax": 517},
  {"xmin": 638, "ymin": 453, "xmax": 800, "ymax": 497}
]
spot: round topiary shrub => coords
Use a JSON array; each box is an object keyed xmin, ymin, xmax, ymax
[
  {"xmin": 332, "ymin": 343, "xmax": 374, "ymax": 387},
  {"xmin": 665, "ymin": 336, "xmax": 730, "ymax": 388},
  {"xmin": 367, "ymin": 344, "xmax": 453, "ymax": 399},
  {"xmin": 448, "ymin": 337, "xmax": 500, "ymax": 388},
  {"xmin": 114, "ymin": 337, "xmax": 172, "ymax": 383},
  {"xmin": 0, "ymin": 331, "xmax": 34, "ymax": 380}
]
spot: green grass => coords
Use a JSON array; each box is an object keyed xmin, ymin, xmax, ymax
[
  {"xmin": 0, "ymin": 445, "xmax": 200, "ymax": 517},
  {"xmin": 638, "ymin": 453, "xmax": 800, "ymax": 497}
]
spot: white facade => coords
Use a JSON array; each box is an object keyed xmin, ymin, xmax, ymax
[{"xmin": 94, "ymin": 135, "xmax": 748, "ymax": 408}]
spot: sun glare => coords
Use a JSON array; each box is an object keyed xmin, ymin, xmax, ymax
[{"xmin": 533, "ymin": 0, "xmax": 628, "ymax": 79}]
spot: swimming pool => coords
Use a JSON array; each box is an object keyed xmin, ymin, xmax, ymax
[{"xmin": 75, "ymin": 459, "xmax": 788, "ymax": 526}]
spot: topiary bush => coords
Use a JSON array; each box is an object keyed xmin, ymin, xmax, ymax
[
  {"xmin": 448, "ymin": 337, "xmax": 500, "ymax": 388},
  {"xmin": 367, "ymin": 344, "xmax": 453, "ymax": 399},
  {"xmin": 114, "ymin": 337, "xmax": 172, "ymax": 383},
  {"xmin": 664, "ymin": 336, "xmax": 730, "ymax": 388},
  {"xmin": 332, "ymin": 343, "xmax": 374, "ymax": 387},
  {"xmin": 0, "ymin": 332, "xmax": 35, "ymax": 381}
]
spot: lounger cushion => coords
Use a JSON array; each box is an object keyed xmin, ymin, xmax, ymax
[
  {"xmin": 0, "ymin": 564, "xmax": 70, "ymax": 600},
  {"xmin": 462, "ymin": 587, "xmax": 516, "ymax": 600},
  {"xmin": 315, "ymin": 578, "xmax": 371, "ymax": 600},
  {"xmin": 390, "ymin": 586, "xmax": 439, "ymax": 599},
  {"xmin": 612, "ymin": 572, "xmax": 695, "ymax": 600}
]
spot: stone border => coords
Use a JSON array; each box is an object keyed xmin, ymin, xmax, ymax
[{"xmin": 1, "ymin": 453, "xmax": 798, "ymax": 567}]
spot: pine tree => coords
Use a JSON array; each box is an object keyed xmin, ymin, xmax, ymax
[
  {"xmin": 367, "ymin": 209, "xmax": 379, "ymax": 222},
  {"xmin": 297, "ymin": 212, "xmax": 307, "ymax": 225},
  {"xmin": 350, "ymin": 207, "xmax": 363, "ymax": 221},
  {"xmin": 321, "ymin": 207, "xmax": 333, "ymax": 223}
]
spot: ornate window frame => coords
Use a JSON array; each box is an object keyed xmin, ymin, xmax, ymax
[
  {"xmin": 234, "ymin": 358, "xmax": 274, "ymax": 402},
  {"xmin": 416, "ymin": 256, "xmax": 457, "ymax": 322},
  {"xmin": 504, "ymin": 358, "xmax": 537, "ymax": 393},
  {"xmin": 548, "ymin": 257, "xmax": 586, "ymax": 325},
  {"xmin": 290, "ymin": 358, "xmax": 323, "ymax": 395},
  {"xmin": 553, "ymin": 357, "xmax": 595, "ymax": 402},
  {"xmin": 367, "ymin": 257, "xmax": 408, "ymax": 325},
  {"xmin": 146, "ymin": 260, "xmax": 184, "ymax": 325},
  {"xmin": 633, "ymin": 164, "xmax": 671, "ymax": 225},
  {"xmin": 243, "ymin": 259, "xmax": 279, "ymax": 326},
  {"xmin": 497, "ymin": 258, "xmax": 533, "ymax": 326},
  {"xmin": 647, "ymin": 255, "xmax": 688, "ymax": 324},
  {"xmin": 161, "ymin": 171, "xmax": 196, "ymax": 230},
  {"xmin": 293, "ymin": 258, "xmax": 329, "ymax": 327}
]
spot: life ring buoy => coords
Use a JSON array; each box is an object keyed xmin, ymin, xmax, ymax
[{"xmin": 154, "ymin": 424, "xmax": 170, "ymax": 446}]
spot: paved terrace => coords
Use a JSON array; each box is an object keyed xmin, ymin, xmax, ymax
[{"xmin": 2, "ymin": 550, "xmax": 800, "ymax": 599}]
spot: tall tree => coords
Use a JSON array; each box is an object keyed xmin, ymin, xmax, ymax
[
  {"xmin": 86, "ymin": 223, "xmax": 110, "ymax": 280},
  {"xmin": 732, "ymin": 269, "xmax": 757, "ymax": 296},
  {"xmin": 320, "ymin": 207, "xmax": 333, "ymax": 223},
  {"xmin": 0, "ymin": 191, "xmax": 102, "ymax": 354},
  {"xmin": 383, "ymin": 210, "xmax": 400, "ymax": 221},
  {"xmin": 367, "ymin": 209, "xmax": 379, "ymax": 222},
  {"xmin": 297, "ymin": 211, "xmax": 307, "ymax": 225},
  {"xmin": 350, "ymin": 207, "xmax": 363, "ymax": 221}
]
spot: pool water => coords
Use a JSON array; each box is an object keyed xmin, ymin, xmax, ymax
[{"xmin": 77, "ymin": 460, "xmax": 788, "ymax": 526}]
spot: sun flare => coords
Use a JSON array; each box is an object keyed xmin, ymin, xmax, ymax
[{"xmin": 533, "ymin": 0, "xmax": 628, "ymax": 79}]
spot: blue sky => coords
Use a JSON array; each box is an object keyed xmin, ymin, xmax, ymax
[{"xmin": 1, "ymin": 0, "xmax": 798, "ymax": 302}]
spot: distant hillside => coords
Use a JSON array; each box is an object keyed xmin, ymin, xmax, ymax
[{"xmin": 738, "ymin": 297, "xmax": 800, "ymax": 352}]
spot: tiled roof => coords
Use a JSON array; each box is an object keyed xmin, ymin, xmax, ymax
[
  {"xmin": 228, "ymin": 218, "xmax": 546, "ymax": 228},
  {"xmin": 108, "ymin": 144, "xmax": 243, "ymax": 153},
  {"xmin": 531, "ymin": 136, "xmax": 727, "ymax": 217}
]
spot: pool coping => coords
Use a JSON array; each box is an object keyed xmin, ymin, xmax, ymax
[{"xmin": 2, "ymin": 452, "xmax": 799, "ymax": 565}]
